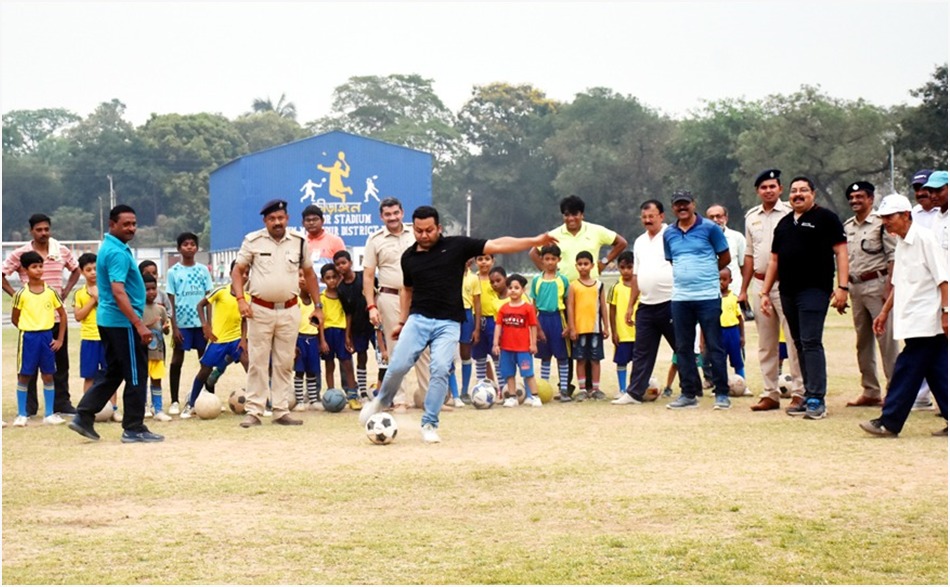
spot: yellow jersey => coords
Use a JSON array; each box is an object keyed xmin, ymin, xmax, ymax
[
  {"xmin": 74, "ymin": 285, "xmax": 100, "ymax": 341},
  {"xmin": 13, "ymin": 285, "xmax": 62, "ymax": 332},
  {"xmin": 206, "ymin": 286, "xmax": 249, "ymax": 343},
  {"xmin": 608, "ymin": 281, "xmax": 637, "ymax": 342},
  {"xmin": 720, "ymin": 291, "xmax": 741, "ymax": 328},
  {"xmin": 321, "ymin": 292, "xmax": 346, "ymax": 329},
  {"xmin": 298, "ymin": 296, "xmax": 320, "ymax": 335}
]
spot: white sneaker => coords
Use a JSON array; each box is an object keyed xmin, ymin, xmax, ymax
[
  {"xmin": 611, "ymin": 393, "xmax": 640, "ymax": 405},
  {"xmin": 153, "ymin": 411, "xmax": 173, "ymax": 422},
  {"xmin": 180, "ymin": 405, "xmax": 194, "ymax": 419},
  {"xmin": 144, "ymin": 405, "xmax": 154, "ymax": 419},
  {"xmin": 263, "ymin": 409, "xmax": 273, "ymax": 417},
  {"xmin": 292, "ymin": 403, "xmax": 307, "ymax": 412},
  {"xmin": 453, "ymin": 397, "xmax": 465, "ymax": 408},
  {"xmin": 112, "ymin": 409, "xmax": 123, "ymax": 423},
  {"xmin": 168, "ymin": 402, "xmax": 181, "ymax": 415},
  {"xmin": 502, "ymin": 397, "xmax": 518, "ymax": 408},
  {"xmin": 528, "ymin": 396, "xmax": 542, "ymax": 408},
  {"xmin": 13, "ymin": 416, "xmax": 28, "ymax": 427},
  {"xmin": 359, "ymin": 397, "xmax": 382, "ymax": 425},
  {"xmin": 420, "ymin": 423, "xmax": 441, "ymax": 444},
  {"xmin": 310, "ymin": 401, "xmax": 324, "ymax": 412},
  {"xmin": 43, "ymin": 414, "xmax": 66, "ymax": 425}
]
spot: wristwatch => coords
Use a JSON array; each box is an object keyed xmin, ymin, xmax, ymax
[
  {"xmin": 600, "ymin": 257, "xmax": 609, "ymax": 265},
  {"xmin": 942, "ymin": 306, "xmax": 948, "ymax": 313}
]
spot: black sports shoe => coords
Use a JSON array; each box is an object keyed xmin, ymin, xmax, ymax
[
  {"xmin": 67, "ymin": 416, "xmax": 100, "ymax": 441},
  {"xmin": 121, "ymin": 429, "xmax": 165, "ymax": 443}
]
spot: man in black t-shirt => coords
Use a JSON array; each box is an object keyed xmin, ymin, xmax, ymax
[
  {"xmin": 359, "ymin": 205, "xmax": 557, "ymax": 443},
  {"xmin": 759, "ymin": 176, "xmax": 849, "ymax": 420}
]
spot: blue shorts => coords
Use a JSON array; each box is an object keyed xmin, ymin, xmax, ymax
[
  {"xmin": 295, "ymin": 334, "xmax": 322, "ymax": 374},
  {"xmin": 80, "ymin": 339, "xmax": 108, "ymax": 379},
  {"xmin": 472, "ymin": 316, "xmax": 496, "ymax": 360},
  {"xmin": 498, "ymin": 350, "xmax": 535, "ymax": 380},
  {"xmin": 174, "ymin": 327, "xmax": 207, "ymax": 353},
  {"xmin": 18, "ymin": 330, "xmax": 56, "ymax": 376},
  {"xmin": 459, "ymin": 308, "xmax": 476, "ymax": 344},
  {"xmin": 200, "ymin": 339, "xmax": 243, "ymax": 370},
  {"xmin": 321, "ymin": 328, "xmax": 351, "ymax": 361},
  {"xmin": 572, "ymin": 333, "xmax": 605, "ymax": 361},
  {"xmin": 536, "ymin": 311, "xmax": 569, "ymax": 361},
  {"xmin": 614, "ymin": 341, "xmax": 635, "ymax": 366},
  {"xmin": 721, "ymin": 325, "xmax": 745, "ymax": 371},
  {"xmin": 779, "ymin": 341, "xmax": 788, "ymax": 361}
]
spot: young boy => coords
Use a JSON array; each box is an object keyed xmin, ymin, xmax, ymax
[
  {"xmin": 334, "ymin": 250, "xmax": 375, "ymax": 401},
  {"xmin": 492, "ymin": 274, "xmax": 542, "ymax": 408},
  {"xmin": 529, "ymin": 245, "xmax": 571, "ymax": 397},
  {"xmin": 138, "ymin": 260, "xmax": 173, "ymax": 315},
  {"xmin": 718, "ymin": 267, "xmax": 745, "ymax": 380},
  {"xmin": 74, "ymin": 253, "xmax": 107, "ymax": 393},
  {"xmin": 471, "ymin": 254, "xmax": 501, "ymax": 385},
  {"xmin": 456, "ymin": 258, "xmax": 481, "ymax": 404},
  {"xmin": 295, "ymin": 271, "xmax": 323, "ymax": 411},
  {"xmin": 11, "ymin": 251, "xmax": 67, "ymax": 426},
  {"xmin": 181, "ymin": 262, "xmax": 251, "ymax": 419},
  {"xmin": 320, "ymin": 263, "xmax": 358, "ymax": 409},
  {"xmin": 609, "ymin": 251, "xmax": 637, "ymax": 394},
  {"xmin": 165, "ymin": 232, "xmax": 213, "ymax": 414},
  {"xmin": 142, "ymin": 274, "xmax": 173, "ymax": 422},
  {"xmin": 566, "ymin": 251, "xmax": 610, "ymax": 401}
]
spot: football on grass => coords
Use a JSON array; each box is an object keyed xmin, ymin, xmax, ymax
[{"xmin": 365, "ymin": 413, "xmax": 398, "ymax": 445}]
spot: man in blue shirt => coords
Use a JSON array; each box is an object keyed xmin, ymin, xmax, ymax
[
  {"xmin": 68, "ymin": 205, "xmax": 164, "ymax": 443},
  {"xmin": 663, "ymin": 191, "xmax": 731, "ymax": 410}
]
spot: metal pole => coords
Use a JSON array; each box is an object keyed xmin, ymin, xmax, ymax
[
  {"xmin": 465, "ymin": 190, "xmax": 472, "ymax": 236},
  {"xmin": 107, "ymin": 175, "xmax": 115, "ymax": 209},
  {"xmin": 98, "ymin": 194, "xmax": 104, "ymax": 239},
  {"xmin": 889, "ymin": 145, "xmax": 895, "ymax": 193}
]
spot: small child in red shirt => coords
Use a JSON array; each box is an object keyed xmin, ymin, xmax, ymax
[{"xmin": 492, "ymin": 273, "xmax": 541, "ymax": 408}]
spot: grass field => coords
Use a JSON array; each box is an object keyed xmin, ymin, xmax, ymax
[{"xmin": 2, "ymin": 312, "xmax": 947, "ymax": 584}]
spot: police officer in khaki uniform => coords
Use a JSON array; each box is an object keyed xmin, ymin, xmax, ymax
[
  {"xmin": 843, "ymin": 181, "xmax": 898, "ymax": 407},
  {"xmin": 362, "ymin": 197, "xmax": 430, "ymax": 408},
  {"xmin": 738, "ymin": 169, "xmax": 806, "ymax": 411},
  {"xmin": 232, "ymin": 199, "xmax": 322, "ymax": 428}
]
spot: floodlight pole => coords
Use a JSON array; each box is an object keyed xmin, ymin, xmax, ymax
[
  {"xmin": 465, "ymin": 190, "xmax": 472, "ymax": 237},
  {"xmin": 107, "ymin": 175, "xmax": 115, "ymax": 209}
]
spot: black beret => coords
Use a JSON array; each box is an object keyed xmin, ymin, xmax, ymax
[
  {"xmin": 845, "ymin": 181, "xmax": 875, "ymax": 197},
  {"xmin": 754, "ymin": 169, "xmax": 781, "ymax": 187},
  {"xmin": 259, "ymin": 199, "xmax": 288, "ymax": 216}
]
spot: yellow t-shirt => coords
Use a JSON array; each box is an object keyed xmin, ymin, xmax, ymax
[
  {"xmin": 298, "ymin": 296, "xmax": 320, "ymax": 335},
  {"xmin": 462, "ymin": 271, "xmax": 479, "ymax": 310},
  {"xmin": 478, "ymin": 276, "xmax": 503, "ymax": 318},
  {"xmin": 13, "ymin": 285, "xmax": 62, "ymax": 332},
  {"xmin": 321, "ymin": 292, "xmax": 346, "ymax": 329},
  {"xmin": 570, "ymin": 279, "xmax": 603, "ymax": 334},
  {"xmin": 608, "ymin": 281, "xmax": 637, "ymax": 342},
  {"xmin": 720, "ymin": 291, "xmax": 741, "ymax": 328},
  {"xmin": 74, "ymin": 285, "xmax": 100, "ymax": 341},
  {"xmin": 206, "ymin": 286, "xmax": 248, "ymax": 343}
]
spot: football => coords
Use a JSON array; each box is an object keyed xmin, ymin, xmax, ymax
[
  {"xmin": 536, "ymin": 379, "xmax": 554, "ymax": 404},
  {"xmin": 515, "ymin": 385, "xmax": 526, "ymax": 405},
  {"xmin": 94, "ymin": 403, "xmax": 114, "ymax": 423},
  {"xmin": 322, "ymin": 388, "xmax": 347, "ymax": 413},
  {"xmin": 365, "ymin": 412, "xmax": 398, "ymax": 445},
  {"xmin": 194, "ymin": 392, "xmax": 222, "ymax": 419},
  {"xmin": 727, "ymin": 373, "xmax": 748, "ymax": 397},
  {"xmin": 471, "ymin": 382, "xmax": 495, "ymax": 409},
  {"xmin": 228, "ymin": 390, "xmax": 247, "ymax": 414},
  {"xmin": 778, "ymin": 373, "xmax": 794, "ymax": 398},
  {"xmin": 643, "ymin": 377, "xmax": 660, "ymax": 402}
]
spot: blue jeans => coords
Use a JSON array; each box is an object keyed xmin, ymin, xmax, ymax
[
  {"xmin": 781, "ymin": 289, "xmax": 829, "ymax": 400},
  {"xmin": 671, "ymin": 298, "xmax": 728, "ymax": 398},
  {"xmin": 376, "ymin": 315, "xmax": 460, "ymax": 428},
  {"xmin": 625, "ymin": 302, "xmax": 676, "ymax": 397},
  {"xmin": 880, "ymin": 335, "xmax": 948, "ymax": 433}
]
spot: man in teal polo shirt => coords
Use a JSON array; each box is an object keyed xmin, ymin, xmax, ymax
[{"xmin": 68, "ymin": 205, "xmax": 164, "ymax": 443}]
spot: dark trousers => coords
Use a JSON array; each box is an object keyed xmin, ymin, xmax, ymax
[
  {"xmin": 76, "ymin": 326, "xmax": 148, "ymax": 432},
  {"xmin": 26, "ymin": 324, "xmax": 74, "ymax": 415},
  {"xmin": 781, "ymin": 289, "xmax": 828, "ymax": 400},
  {"xmin": 626, "ymin": 301, "xmax": 676, "ymax": 397},
  {"xmin": 880, "ymin": 335, "xmax": 948, "ymax": 433},
  {"xmin": 671, "ymin": 298, "xmax": 728, "ymax": 398}
]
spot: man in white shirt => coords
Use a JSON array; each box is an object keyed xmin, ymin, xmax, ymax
[
  {"xmin": 705, "ymin": 204, "xmax": 746, "ymax": 297},
  {"xmin": 859, "ymin": 195, "xmax": 948, "ymax": 438},
  {"xmin": 612, "ymin": 200, "xmax": 675, "ymax": 404},
  {"xmin": 910, "ymin": 170, "xmax": 941, "ymax": 231}
]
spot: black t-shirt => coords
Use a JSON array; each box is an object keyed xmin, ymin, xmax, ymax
[
  {"xmin": 338, "ymin": 271, "xmax": 374, "ymax": 337},
  {"xmin": 771, "ymin": 205, "xmax": 846, "ymax": 295},
  {"xmin": 401, "ymin": 235, "xmax": 488, "ymax": 322}
]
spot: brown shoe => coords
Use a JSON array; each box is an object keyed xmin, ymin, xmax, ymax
[
  {"xmin": 273, "ymin": 414, "xmax": 303, "ymax": 426},
  {"xmin": 932, "ymin": 426, "xmax": 948, "ymax": 437},
  {"xmin": 239, "ymin": 414, "xmax": 261, "ymax": 428},
  {"xmin": 750, "ymin": 397, "xmax": 780, "ymax": 411},
  {"xmin": 785, "ymin": 395, "xmax": 806, "ymax": 416},
  {"xmin": 847, "ymin": 394, "xmax": 882, "ymax": 407}
]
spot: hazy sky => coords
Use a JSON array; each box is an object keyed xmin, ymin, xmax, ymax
[{"xmin": 1, "ymin": 1, "xmax": 947, "ymax": 126}]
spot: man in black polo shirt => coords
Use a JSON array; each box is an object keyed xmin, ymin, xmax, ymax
[
  {"xmin": 760, "ymin": 176, "xmax": 849, "ymax": 420},
  {"xmin": 359, "ymin": 205, "xmax": 557, "ymax": 443}
]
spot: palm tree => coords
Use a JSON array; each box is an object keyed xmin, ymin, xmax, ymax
[{"xmin": 250, "ymin": 93, "xmax": 297, "ymax": 120}]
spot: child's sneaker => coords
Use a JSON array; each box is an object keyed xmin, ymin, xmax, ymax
[
  {"xmin": 153, "ymin": 411, "xmax": 173, "ymax": 422},
  {"xmin": 310, "ymin": 401, "xmax": 324, "ymax": 412},
  {"xmin": 168, "ymin": 402, "xmax": 181, "ymax": 415},
  {"xmin": 144, "ymin": 404, "xmax": 154, "ymax": 419},
  {"xmin": 662, "ymin": 386, "xmax": 673, "ymax": 398},
  {"xmin": 292, "ymin": 403, "xmax": 307, "ymax": 412},
  {"xmin": 502, "ymin": 397, "xmax": 518, "ymax": 408},
  {"xmin": 528, "ymin": 396, "xmax": 542, "ymax": 408},
  {"xmin": 112, "ymin": 409, "xmax": 123, "ymax": 423},
  {"xmin": 13, "ymin": 416, "xmax": 28, "ymax": 427},
  {"xmin": 180, "ymin": 405, "xmax": 194, "ymax": 419},
  {"xmin": 591, "ymin": 390, "xmax": 607, "ymax": 401},
  {"xmin": 453, "ymin": 397, "xmax": 465, "ymax": 408},
  {"xmin": 574, "ymin": 390, "xmax": 589, "ymax": 402},
  {"xmin": 558, "ymin": 391, "xmax": 573, "ymax": 403},
  {"xmin": 347, "ymin": 398, "xmax": 362, "ymax": 411},
  {"xmin": 43, "ymin": 414, "xmax": 66, "ymax": 425}
]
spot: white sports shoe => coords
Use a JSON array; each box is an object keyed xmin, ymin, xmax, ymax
[
  {"xmin": 112, "ymin": 409, "xmax": 123, "ymax": 423},
  {"xmin": 611, "ymin": 393, "xmax": 640, "ymax": 405},
  {"xmin": 359, "ymin": 397, "xmax": 382, "ymax": 425},
  {"xmin": 528, "ymin": 396, "xmax": 543, "ymax": 408},
  {"xmin": 502, "ymin": 397, "xmax": 518, "ymax": 408},
  {"xmin": 292, "ymin": 403, "xmax": 307, "ymax": 412},
  {"xmin": 43, "ymin": 414, "xmax": 66, "ymax": 425},
  {"xmin": 153, "ymin": 411, "xmax": 173, "ymax": 422},
  {"xmin": 168, "ymin": 402, "xmax": 180, "ymax": 415},
  {"xmin": 13, "ymin": 416, "xmax": 28, "ymax": 427},
  {"xmin": 453, "ymin": 397, "xmax": 465, "ymax": 408},
  {"xmin": 310, "ymin": 402, "xmax": 324, "ymax": 412},
  {"xmin": 144, "ymin": 405, "xmax": 154, "ymax": 419},
  {"xmin": 420, "ymin": 423, "xmax": 441, "ymax": 444},
  {"xmin": 180, "ymin": 405, "xmax": 194, "ymax": 419},
  {"xmin": 263, "ymin": 409, "xmax": 273, "ymax": 417}
]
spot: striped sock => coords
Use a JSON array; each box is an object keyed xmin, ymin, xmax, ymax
[
  {"xmin": 43, "ymin": 383, "xmax": 55, "ymax": 417},
  {"xmin": 557, "ymin": 360, "xmax": 569, "ymax": 392},
  {"xmin": 151, "ymin": 387, "xmax": 164, "ymax": 412},
  {"xmin": 540, "ymin": 360, "xmax": 551, "ymax": 381},
  {"xmin": 356, "ymin": 368, "xmax": 367, "ymax": 395},
  {"xmin": 16, "ymin": 382, "xmax": 27, "ymax": 417},
  {"xmin": 307, "ymin": 375, "xmax": 320, "ymax": 403},
  {"xmin": 475, "ymin": 358, "xmax": 487, "ymax": 381},
  {"xmin": 294, "ymin": 374, "xmax": 306, "ymax": 404}
]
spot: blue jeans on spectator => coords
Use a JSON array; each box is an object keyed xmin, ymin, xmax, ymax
[
  {"xmin": 625, "ymin": 301, "xmax": 676, "ymax": 397},
  {"xmin": 781, "ymin": 288, "xmax": 829, "ymax": 400},
  {"xmin": 375, "ymin": 315, "xmax": 460, "ymax": 428},
  {"xmin": 671, "ymin": 298, "xmax": 728, "ymax": 398},
  {"xmin": 880, "ymin": 335, "xmax": 948, "ymax": 433}
]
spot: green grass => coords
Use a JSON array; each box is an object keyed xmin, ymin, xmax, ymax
[{"xmin": 2, "ymin": 313, "xmax": 947, "ymax": 584}]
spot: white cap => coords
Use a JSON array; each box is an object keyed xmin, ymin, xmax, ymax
[{"xmin": 874, "ymin": 194, "xmax": 913, "ymax": 216}]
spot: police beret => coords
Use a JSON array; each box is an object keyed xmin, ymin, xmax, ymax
[
  {"xmin": 259, "ymin": 199, "xmax": 288, "ymax": 216},
  {"xmin": 845, "ymin": 181, "xmax": 875, "ymax": 197},
  {"xmin": 754, "ymin": 169, "xmax": 781, "ymax": 187}
]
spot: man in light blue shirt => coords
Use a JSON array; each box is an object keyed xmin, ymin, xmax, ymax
[{"xmin": 663, "ymin": 191, "xmax": 731, "ymax": 410}]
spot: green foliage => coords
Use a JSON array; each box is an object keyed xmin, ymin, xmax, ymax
[
  {"xmin": 233, "ymin": 111, "xmax": 309, "ymax": 152},
  {"xmin": 250, "ymin": 92, "xmax": 297, "ymax": 120},
  {"xmin": 896, "ymin": 63, "xmax": 948, "ymax": 173},
  {"xmin": 1, "ymin": 107, "xmax": 80, "ymax": 156},
  {"xmin": 49, "ymin": 205, "xmax": 100, "ymax": 240},
  {"xmin": 1, "ymin": 155, "xmax": 67, "ymax": 239}
]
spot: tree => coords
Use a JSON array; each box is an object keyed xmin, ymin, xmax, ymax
[
  {"xmin": 50, "ymin": 205, "xmax": 100, "ymax": 240},
  {"xmin": 232, "ymin": 111, "xmax": 308, "ymax": 153},
  {"xmin": 251, "ymin": 93, "xmax": 297, "ymax": 120},
  {"xmin": 1, "ymin": 108, "xmax": 80, "ymax": 156},
  {"xmin": 896, "ymin": 63, "xmax": 948, "ymax": 173},
  {"xmin": 1, "ymin": 155, "xmax": 67, "ymax": 240},
  {"xmin": 311, "ymin": 74, "xmax": 463, "ymax": 168}
]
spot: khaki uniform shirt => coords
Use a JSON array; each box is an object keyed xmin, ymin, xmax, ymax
[
  {"xmin": 744, "ymin": 200, "xmax": 793, "ymax": 275},
  {"xmin": 362, "ymin": 224, "xmax": 414, "ymax": 290},
  {"xmin": 844, "ymin": 214, "xmax": 895, "ymax": 278},
  {"xmin": 236, "ymin": 229, "xmax": 311, "ymax": 302}
]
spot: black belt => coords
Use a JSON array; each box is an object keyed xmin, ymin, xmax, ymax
[{"xmin": 378, "ymin": 287, "xmax": 400, "ymax": 295}]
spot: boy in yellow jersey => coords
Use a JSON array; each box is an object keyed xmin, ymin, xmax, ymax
[
  {"xmin": 295, "ymin": 271, "xmax": 323, "ymax": 410},
  {"xmin": 320, "ymin": 263, "xmax": 358, "ymax": 409},
  {"xmin": 181, "ymin": 261, "xmax": 249, "ymax": 419},
  {"xmin": 566, "ymin": 251, "xmax": 610, "ymax": 401},
  {"xmin": 718, "ymin": 267, "xmax": 745, "ymax": 380},
  {"xmin": 74, "ymin": 254, "xmax": 107, "ymax": 392},
  {"xmin": 529, "ymin": 245, "xmax": 571, "ymax": 397},
  {"xmin": 453, "ymin": 258, "xmax": 481, "ymax": 405},
  {"xmin": 11, "ymin": 251, "xmax": 67, "ymax": 427},
  {"xmin": 472, "ymin": 254, "xmax": 504, "ymax": 384},
  {"xmin": 608, "ymin": 251, "xmax": 638, "ymax": 396},
  {"xmin": 141, "ymin": 274, "xmax": 173, "ymax": 421}
]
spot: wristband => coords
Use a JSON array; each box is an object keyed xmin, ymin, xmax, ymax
[
  {"xmin": 398, "ymin": 321, "xmax": 406, "ymax": 325},
  {"xmin": 367, "ymin": 304, "xmax": 377, "ymax": 311},
  {"xmin": 838, "ymin": 285, "xmax": 849, "ymax": 291}
]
